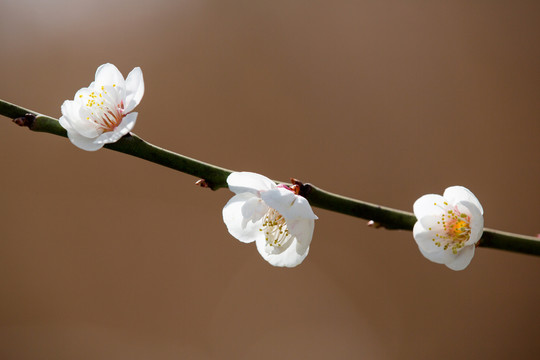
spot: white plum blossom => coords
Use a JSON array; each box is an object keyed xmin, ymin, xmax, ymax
[
  {"xmin": 59, "ymin": 63, "xmax": 144, "ymax": 151},
  {"xmin": 222, "ymin": 172, "xmax": 318, "ymax": 267},
  {"xmin": 413, "ymin": 186, "xmax": 484, "ymax": 271}
]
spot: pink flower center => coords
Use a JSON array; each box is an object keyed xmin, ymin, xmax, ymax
[
  {"xmin": 81, "ymin": 85, "xmax": 125, "ymax": 133},
  {"xmin": 431, "ymin": 204, "xmax": 472, "ymax": 254}
]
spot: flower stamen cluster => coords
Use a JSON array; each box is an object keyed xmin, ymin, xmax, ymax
[
  {"xmin": 261, "ymin": 208, "xmax": 291, "ymax": 249},
  {"xmin": 432, "ymin": 204, "xmax": 472, "ymax": 254},
  {"xmin": 80, "ymin": 85, "xmax": 124, "ymax": 132}
]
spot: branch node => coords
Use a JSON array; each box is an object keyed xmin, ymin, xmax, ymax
[
  {"xmin": 13, "ymin": 113, "xmax": 35, "ymax": 128},
  {"xmin": 367, "ymin": 220, "xmax": 382, "ymax": 229},
  {"xmin": 195, "ymin": 179, "xmax": 210, "ymax": 188},
  {"xmin": 291, "ymin": 178, "xmax": 313, "ymax": 197}
]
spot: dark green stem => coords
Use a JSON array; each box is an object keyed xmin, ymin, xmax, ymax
[
  {"xmin": 300, "ymin": 183, "xmax": 417, "ymax": 230},
  {"xmin": 479, "ymin": 229, "xmax": 540, "ymax": 255},
  {"xmin": 2, "ymin": 99, "xmax": 539, "ymax": 256},
  {"xmin": 299, "ymin": 183, "xmax": 540, "ymax": 255}
]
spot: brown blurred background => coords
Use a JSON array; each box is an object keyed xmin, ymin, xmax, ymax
[{"xmin": 1, "ymin": 1, "xmax": 539, "ymax": 359}]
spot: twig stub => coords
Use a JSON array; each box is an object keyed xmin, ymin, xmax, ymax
[
  {"xmin": 367, "ymin": 220, "xmax": 382, "ymax": 229},
  {"xmin": 13, "ymin": 113, "xmax": 36, "ymax": 128},
  {"xmin": 195, "ymin": 179, "xmax": 210, "ymax": 188}
]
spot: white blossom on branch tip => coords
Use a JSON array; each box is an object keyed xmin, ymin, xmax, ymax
[
  {"xmin": 222, "ymin": 172, "xmax": 318, "ymax": 267},
  {"xmin": 413, "ymin": 186, "xmax": 484, "ymax": 271},
  {"xmin": 59, "ymin": 63, "xmax": 144, "ymax": 151}
]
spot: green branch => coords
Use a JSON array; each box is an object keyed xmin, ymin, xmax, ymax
[
  {"xmin": 2, "ymin": 100, "xmax": 232, "ymax": 190},
  {"xmin": 2, "ymin": 99, "xmax": 539, "ymax": 257}
]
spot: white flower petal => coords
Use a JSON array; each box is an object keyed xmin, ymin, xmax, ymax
[
  {"xmin": 60, "ymin": 100, "xmax": 101, "ymax": 138},
  {"xmin": 418, "ymin": 245, "xmax": 456, "ymax": 265},
  {"xmin": 287, "ymin": 218, "xmax": 314, "ymax": 255},
  {"xmin": 95, "ymin": 130, "xmax": 123, "ymax": 145},
  {"xmin": 222, "ymin": 193, "xmax": 264, "ymax": 243},
  {"xmin": 124, "ymin": 67, "xmax": 144, "ymax": 113},
  {"xmin": 58, "ymin": 115, "xmax": 73, "ymax": 131},
  {"xmin": 261, "ymin": 188, "xmax": 318, "ymax": 221},
  {"xmin": 413, "ymin": 221, "xmax": 445, "ymax": 253},
  {"xmin": 94, "ymin": 112, "xmax": 137, "ymax": 145},
  {"xmin": 101, "ymin": 84, "xmax": 124, "ymax": 109},
  {"xmin": 66, "ymin": 130, "xmax": 104, "ymax": 151},
  {"xmin": 241, "ymin": 196, "xmax": 268, "ymax": 222},
  {"xmin": 119, "ymin": 111, "xmax": 137, "ymax": 134},
  {"xmin": 94, "ymin": 63, "xmax": 125, "ymax": 89},
  {"xmin": 413, "ymin": 194, "xmax": 447, "ymax": 220},
  {"xmin": 443, "ymin": 186, "xmax": 484, "ymax": 215},
  {"xmin": 74, "ymin": 87, "xmax": 93, "ymax": 101},
  {"xmin": 262, "ymin": 232, "xmax": 296, "ymax": 255},
  {"xmin": 445, "ymin": 245, "xmax": 475, "ymax": 271},
  {"xmin": 227, "ymin": 172, "xmax": 276, "ymax": 195},
  {"xmin": 255, "ymin": 237, "xmax": 309, "ymax": 267},
  {"xmin": 416, "ymin": 214, "xmax": 444, "ymax": 234},
  {"xmin": 456, "ymin": 200, "xmax": 484, "ymax": 245}
]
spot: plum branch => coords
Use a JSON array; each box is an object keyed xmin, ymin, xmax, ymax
[{"xmin": 2, "ymin": 98, "xmax": 539, "ymax": 257}]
